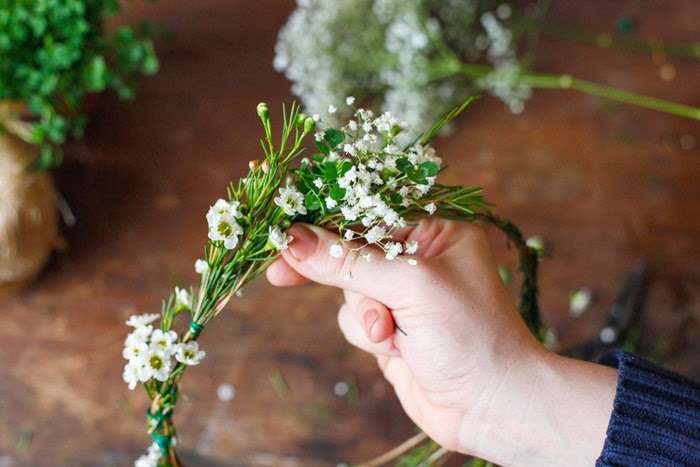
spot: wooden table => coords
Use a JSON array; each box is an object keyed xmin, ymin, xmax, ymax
[{"xmin": 1, "ymin": 1, "xmax": 698, "ymax": 465}]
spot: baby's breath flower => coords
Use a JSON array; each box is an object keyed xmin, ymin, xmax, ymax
[
  {"xmin": 328, "ymin": 105, "xmax": 337, "ymax": 114},
  {"xmin": 126, "ymin": 313, "xmax": 160, "ymax": 328},
  {"xmin": 424, "ymin": 202, "xmax": 437, "ymax": 215},
  {"xmin": 365, "ymin": 226, "xmax": 386, "ymax": 244},
  {"xmin": 269, "ymin": 226, "xmax": 292, "ymax": 251},
  {"xmin": 313, "ymin": 178, "xmax": 323, "ymax": 188},
  {"xmin": 346, "ymin": 96, "xmax": 356, "ymax": 106},
  {"xmin": 175, "ymin": 342, "xmax": 206, "ymax": 366},
  {"xmin": 344, "ymin": 230, "xmax": 355, "ymax": 241},
  {"xmin": 407, "ymin": 258, "xmax": 418, "ymax": 266},
  {"xmin": 385, "ymin": 241, "xmax": 403, "ymax": 260},
  {"xmin": 405, "ymin": 240, "xmax": 419, "ymax": 254},
  {"xmin": 325, "ymin": 197, "xmax": 338, "ymax": 209},
  {"xmin": 274, "ymin": 185, "xmax": 307, "ymax": 216},
  {"xmin": 330, "ymin": 243, "xmax": 344, "ymax": 258}
]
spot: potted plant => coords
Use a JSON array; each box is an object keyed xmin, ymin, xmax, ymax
[{"xmin": 0, "ymin": 0, "xmax": 159, "ymax": 294}]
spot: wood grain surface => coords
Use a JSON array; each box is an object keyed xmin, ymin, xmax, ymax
[{"xmin": 0, "ymin": 1, "xmax": 698, "ymax": 466}]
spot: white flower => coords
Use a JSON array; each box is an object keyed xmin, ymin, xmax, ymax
[
  {"xmin": 424, "ymin": 202, "xmax": 437, "ymax": 214},
  {"xmin": 123, "ymin": 361, "xmax": 149, "ymax": 390},
  {"xmin": 344, "ymin": 230, "xmax": 355, "ymax": 241},
  {"xmin": 313, "ymin": 178, "xmax": 323, "ymax": 188},
  {"xmin": 274, "ymin": 185, "xmax": 308, "ymax": 216},
  {"xmin": 346, "ymin": 96, "xmax": 355, "ymax": 105},
  {"xmin": 365, "ymin": 226, "xmax": 386, "ymax": 244},
  {"xmin": 330, "ymin": 243, "xmax": 344, "ymax": 258},
  {"xmin": 361, "ymin": 252, "xmax": 373, "ymax": 262},
  {"xmin": 328, "ymin": 105, "xmax": 337, "ymax": 114},
  {"xmin": 123, "ymin": 335, "xmax": 149, "ymax": 362},
  {"xmin": 145, "ymin": 350, "xmax": 172, "ymax": 382},
  {"xmin": 126, "ymin": 313, "xmax": 160, "ymax": 328},
  {"xmin": 134, "ymin": 443, "xmax": 161, "ymax": 467},
  {"xmin": 150, "ymin": 329, "xmax": 178, "ymax": 356},
  {"xmin": 385, "ymin": 242, "xmax": 403, "ymax": 260},
  {"xmin": 325, "ymin": 197, "xmax": 338, "ymax": 209},
  {"xmin": 174, "ymin": 287, "xmax": 192, "ymax": 310},
  {"xmin": 407, "ymin": 258, "xmax": 418, "ymax": 266},
  {"xmin": 405, "ymin": 240, "xmax": 419, "ymax": 254},
  {"xmin": 312, "ymin": 113, "xmax": 320, "ymax": 122},
  {"xmin": 269, "ymin": 225, "xmax": 291, "ymax": 251},
  {"xmin": 175, "ymin": 341, "xmax": 206, "ymax": 366},
  {"xmin": 207, "ymin": 198, "xmax": 241, "ymax": 219},
  {"xmin": 207, "ymin": 211, "xmax": 244, "ymax": 250},
  {"xmin": 194, "ymin": 259, "xmax": 209, "ymax": 274}
]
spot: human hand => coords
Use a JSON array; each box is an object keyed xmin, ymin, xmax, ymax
[{"xmin": 267, "ymin": 219, "xmax": 616, "ymax": 466}]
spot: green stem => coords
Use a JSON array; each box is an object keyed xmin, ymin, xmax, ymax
[{"xmin": 454, "ymin": 63, "xmax": 700, "ymax": 120}]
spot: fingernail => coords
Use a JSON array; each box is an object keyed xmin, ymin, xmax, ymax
[
  {"xmin": 363, "ymin": 309, "xmax": 379, "ymax": 341},
  {"xmin": 288, "ymin": 224, "xmax": 318, "ymax": 261}
]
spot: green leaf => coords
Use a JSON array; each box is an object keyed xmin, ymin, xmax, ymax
[
  {"xmin": 330, "ymin": 184, "xmax": 346, "ymax": 201},
  {"xmin": 396, "ymin": 158, "xmax": 413, "ymax": 173},
  {"xmin": 84, "ymin": 55, "xmax": 108, "ymax": 92},
  {"xmin": 419, "ymin": 161, "xmax": 439, "ymax": 177},
  {"xmin": 304, "ymin": 192, "xmax": 321, "ymax": 211},
  {"xmin": 311, "ymin": 153, "xmax": 325, "ymax": 163},
  {"xmin": 338, "ymin": 160, "xmax": 353, "ymax": 176},
  {"xmin": 322, "ymin": 161, "xmax": 338, "ymax": 180},
  {"xmin": 389, "ymin": 192, "xmax": 402, "ymax": 205},
  {"xmin": 323, "ymin": 128, "xmax": 344, "ymax": 148},
  {"xmin": 315, "ymin": 140, "xmax": 330, "ymax": 155}
]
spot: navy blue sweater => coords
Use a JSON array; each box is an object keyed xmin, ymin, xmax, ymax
[{"xmin": 596, "ymin": 351, "xmax": 700, "ymax": 466}]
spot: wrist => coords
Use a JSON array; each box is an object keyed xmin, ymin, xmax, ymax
[{"xmin": 457, "ymin": 347, "xmax": 617, "ymax": 466}]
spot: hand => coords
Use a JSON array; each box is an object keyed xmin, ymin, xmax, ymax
[{"xmin": 267, "ymin": 219, "xmax": 617, "ymax": 466}]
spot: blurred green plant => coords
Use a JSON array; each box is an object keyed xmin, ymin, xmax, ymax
[{"xmin": 0, "ymin": 0, "xmax": 159, "ymax": 169}]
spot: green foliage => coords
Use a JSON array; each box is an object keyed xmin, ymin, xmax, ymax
[{"xmin": 0, "ymin": 0, "xmax": 159, "ymax": 169}]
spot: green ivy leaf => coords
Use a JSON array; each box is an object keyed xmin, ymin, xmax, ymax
[
  {"xmin": 330, "ymin": 184, "xmax": 346, "ymax": 201},
  {"xmin": 396, "ymin": 158, "xmax": 413, "ymax": 173},
  {"xmin": 315, "ymin": 140, "xmax": 330, "ymax": 155}
]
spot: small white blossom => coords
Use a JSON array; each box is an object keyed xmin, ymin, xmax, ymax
[
  {"xmin": 123, "ymin": 361, "xmax": 149, "ymax": 390},
  {"xmin": 424, "ymin": 202, "xmax": 437, "ymax": 215},
  {"xmin": 405, "ymin": 240, "xmax": 419, "ymax": 254},
  {"xmin": 150, "ymin": 329, "xmax": 178, "ymax": 356},
  {"xmin": 344, "ymin": 230, "xmax": 355, "ymax": 241},
  {"xmin": 123, "ymin": 336, "xmax": 149, "ymax": 362},
  {"xmin": 330, "ymin": 243, "xmax": 344, "ymax": 258},
  {"xmin": 312, "ymin": 113, "xmax": 320, "ymax": 122},
  {"xmin": 207, "ymin": 210, "xmax": 244, "ymax": 250},
  {"xmin": 134, "ymin": 443, "xmax": 161, "ymax": 467},
  {"xmin": 325, "ymin": 197, "xmax": 338, "ymax": 209},
  {"xmin": 126, "ymin": 313, "xmax": 160, "ymax": 328},
  {"xmin": 145, "ymin": 350, "xmax": 172, "ymax": 382},
  {"xmin": 194, "ymin": 259, "xmax": 209, "ymax": 274},
  {"xmin": 361, "ymin": 252, "xmax": 373, "ymax": 262},
  {"xmin": 407, "ymin": 258, "xmax": 418, "ymax": 266},
  {"xmin": 174, "ymin": 287, "xmax": 192, "ymax": 311},
  {"xmin": 313, "ymin": 178, "xmax": 323, "ymax": 188},
  {"xmin": 175, "ymin": 341, "xmax": 206, "ymax": 366},
  {"xmin": 274, "ymin": 185, "xmax": 307, "ymax": 216},
  {"xmin": 269, "ymin": 225, "xmax": 291, "ymax": 251},
  {"xmin": 346, "ymin": 96, "xmax": 355, "ymax": 106},
  {"xmin": 365, "ymin": 226, "xmax": 386, "ymax": 244},
  {"xmin": 328, "ymin": 105, "xmax": 337, "ymax": 114},
  {"xmin": 385, "ymin": 242, "xmax": 403, "ymax": 260}
]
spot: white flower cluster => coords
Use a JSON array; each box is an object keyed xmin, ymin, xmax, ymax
[
  {"xmin": 275, "ymin": 0, "xmax": 526, "ymax": 137},
  {"xmin": 134, "ymin": 442, "xmax": 161, "ymax": 467},
  {"xmin": 206, "ymin": 199, "xmax": 243, "ymax": 250},
  {"xmin": 122, "ymin": 311, "xmax": 205, "ymax": 390},
  {"xmin": 280, "ymin": 103, "xmax": 440, "ymax": 262}
]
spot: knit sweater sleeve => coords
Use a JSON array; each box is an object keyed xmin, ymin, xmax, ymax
[{"xmin": 596, "ymin": 351, "xmax": 700, "ymax": 466}]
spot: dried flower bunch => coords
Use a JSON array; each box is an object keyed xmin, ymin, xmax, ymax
[
  {"xmin": 123, "ymin": 100, "xmax": 541, "ymax": 466},
  {"xmin": 275, "ymin": 0, "xmax": 700, "ymax": 139},
  {"xmin": 0, "ymin": 0, "xmax": 159, "ymax": 169}
]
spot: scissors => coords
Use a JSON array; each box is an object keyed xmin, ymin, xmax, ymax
[{"xmin": 562, "ymin": 263, "xmax": 648, "ymax": 362}]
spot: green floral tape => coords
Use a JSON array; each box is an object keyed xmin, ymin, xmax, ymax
[{"xmin": 189, "ymin": 321, "xmax": 204, "ymax": 339}]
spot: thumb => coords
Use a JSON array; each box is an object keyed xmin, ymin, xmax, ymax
[{"xmin": 281, "ymin": 223, "xmax": 416, "ymax": 304}]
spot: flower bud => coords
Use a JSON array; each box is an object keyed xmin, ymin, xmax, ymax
[
  {"xmin": 296, "ymin": 113, "xmax": 306, "ymax": 128},
  {"xmin": 256, "ymin": 102, "xmax": 269, "ymax": 120},
  {"xmin": 303, "ymin": 116, "xmax": 315, "ymax": 134},
  {"xmin": 248, "ymin": 160, "xmax": 259, "ymax": 170},
  {"xmin": 261, "ymin": 160, "xmax": 270, "ymax": 174}
]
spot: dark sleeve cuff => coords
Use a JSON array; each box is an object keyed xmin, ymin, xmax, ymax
[{"xmin": 596, "ymin": 351, "xmax": 700, "ymax": 466}]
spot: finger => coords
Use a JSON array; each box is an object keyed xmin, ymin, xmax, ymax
[
  {"xmin": 338, "ymin": 304, "xmax": 400, "ymax": 357},
  {"xmin": 357, "ymin": 296, "xmax": 395, "ymax": 343},
  {"xmin": 266, "ymin": 257, "xmax": 310, "ymax": 287},
  {"xmin": 281, "ymin": 224, "xmax": 417, "ymax": 305}
]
